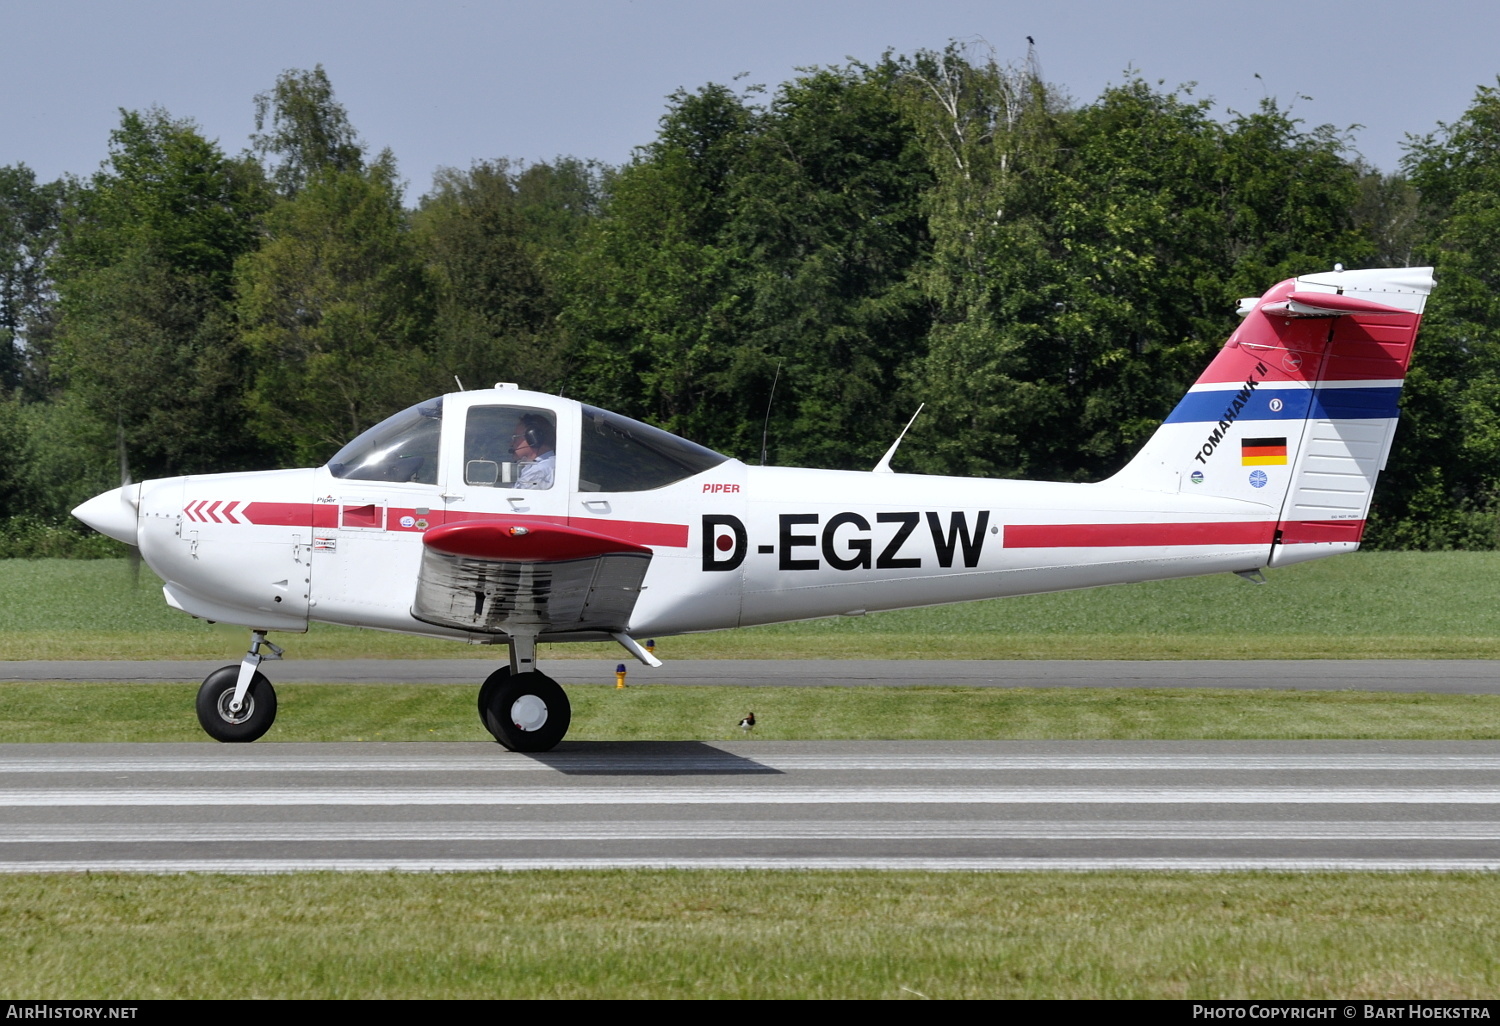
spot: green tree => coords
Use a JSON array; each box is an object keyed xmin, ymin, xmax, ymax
[
  {"xmin": 0, "ymin": 164, "xmax": 69, "ymax": 395},
  {"xmin": 562, "ymin": 66, "xmax": 935, "ymax": 469},
  {"xmin": 559, "ymin": 82, "xmax": 757, "ymax": 446},
  {"xmin": 1381, "ymin": 79, "xmax": 1500, "ymax": 548},
  {"xmin": 893, "ymin": 44, "xmax": 1067, "ymax": 478},
  {"xmin": 0, "ymin": 392, "xmax": 115, "ymax": 523},
  {"xmin": 251, "ymin": 65, "xmax": 364, "ymax": 198},
  {"xmin": 51, "ymin": 108, "xmax": 270, "ymax": 481},
  {"xmin": 902, "ymin": 64, "xmax": 1368, "ymax": 483},
  {"xmin": 722, "ymin": 61, "xmax": 935, "ymax": 468},
  {"xmin": 414, "ymin": 158, "xmax": 603, "ymax": 394},
  {"xmin": 239, "ymin": 65, "xmax": 446, "ymax": 464},
  {"xmin": 237, "ymin": 159, "xmax": 436, "ymax": 463},
  {"xmin": 1352, "ymin": 166, "xmax": 1423, "ymax": 269}
]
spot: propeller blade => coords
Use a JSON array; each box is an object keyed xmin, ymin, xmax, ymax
[
  {"xmin": 116, "ymin": 419, "xmax": 132, "ymax": 488},
  {"xmin": 117, "ymin": 419, "xmax": 139, "ymax": 585}
]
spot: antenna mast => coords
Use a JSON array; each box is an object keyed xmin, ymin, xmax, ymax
[{"xmin": 759, "ymin": 360, "xmax": 782, "ymax": 466}]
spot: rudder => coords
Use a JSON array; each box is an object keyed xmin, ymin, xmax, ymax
[{"xmin": 1107, "ymin": 266, "xmax": 1434, "ymax": 567}]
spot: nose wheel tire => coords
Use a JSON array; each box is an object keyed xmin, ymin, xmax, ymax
[
  {"xmin": 196, "ymin": 665, "xmax": 277, "ymax": 743},
  {"xmin": 479, "ymin": 669, "xmax": 570, "ymax": 752}
]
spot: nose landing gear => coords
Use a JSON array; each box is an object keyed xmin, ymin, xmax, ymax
[
  {"xmin": 196, "ymin": 665, "xmax": 277, "ymax": 742},
  {"xmin": 195, "ymin": 630, "xmax": 282, "ymax": 742}
]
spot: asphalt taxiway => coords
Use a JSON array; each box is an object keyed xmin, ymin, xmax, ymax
[{"xmin": 3, "ymin": 658, "xmax": 1498, "ymax": 692}]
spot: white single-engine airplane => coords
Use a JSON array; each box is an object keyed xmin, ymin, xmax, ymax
[{"xmin": 74, "ymin": 265, "xmax": 1434, "ymax": 750}]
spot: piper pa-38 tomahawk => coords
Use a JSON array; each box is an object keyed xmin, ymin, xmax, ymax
[{"xmin": 73, "ymin": 265, "xmax": 1434, "ymax": 750}]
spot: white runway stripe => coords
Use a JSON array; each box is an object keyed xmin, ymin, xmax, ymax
[
  {"xmin": 7, "ymin": 820, "xmax": 1500, "ymax": 843},
  {"xmin": 8, "ymin": 786, "xmax": 1500, "ymax": 806},
  {"xmin": 3, "ymin": 857, "xmax": 1499, "ymax": 874},
  {"xmin": 6, "ymin": 754, "xmax": 1500, "ymax": 774}
]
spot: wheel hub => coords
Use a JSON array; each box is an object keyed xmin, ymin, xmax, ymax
[
  {"xmin": 215, "ymin": 691, "xmax": 255, "ymax": 725},
  {"xmin": 510, "ymin": 694, "xmax": 548, "ymax": 732}
]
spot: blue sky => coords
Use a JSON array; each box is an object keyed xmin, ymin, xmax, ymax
[{"xmin": 4, "ymin": 0, "xmax": 1497, "ymax": 191}]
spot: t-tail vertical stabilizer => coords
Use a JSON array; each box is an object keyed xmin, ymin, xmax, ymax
[{"xmin": 1107, "ymin": 265, "xmax": 1434, "ymax": 567}]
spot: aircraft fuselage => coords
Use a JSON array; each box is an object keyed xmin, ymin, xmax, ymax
[{"xmin": 113, "ymin": 455, "xmax": 1277, "ymax": 643}]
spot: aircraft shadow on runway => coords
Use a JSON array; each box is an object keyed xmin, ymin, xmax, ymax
[{"xmin": 518, "ymin": 740, "xmax": 782, "ymax": 776}]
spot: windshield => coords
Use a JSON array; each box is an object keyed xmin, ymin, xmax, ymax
[
  {"xmin": 578, "ymin": 405, "xmax": 728, "ymax": 492},
  {"xmin": 326, "ymin": 399, "xmax": 443, "ymax": 484}
]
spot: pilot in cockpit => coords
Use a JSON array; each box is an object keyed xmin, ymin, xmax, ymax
[{"xmin": 511, "ymin": 414, "xmax": 556, "ymax": 490}]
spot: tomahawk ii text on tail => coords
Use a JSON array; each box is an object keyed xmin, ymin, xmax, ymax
[{"xmin": 72, "ymin": 265, "xmax": 1434, "ymax": 750}]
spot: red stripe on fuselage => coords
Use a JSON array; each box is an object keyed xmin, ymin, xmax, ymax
[
  {"xmin": 568, "ymin": 515, "xmax": 688, "ymax": 548},
  {"xmin": 235, "ymin": 502, "xmax": 689, "ymax": 547},
  {"xmin": 1002, "ymin": 520, "xmax": 1365, "ymax": 548},
  {"xmin": 1003, "ymin": 522, "xmax": 1277, "ymax": 548},
  {"xmin": 240, "ymin": 502, "xmax": 336, "ymax": 528}
]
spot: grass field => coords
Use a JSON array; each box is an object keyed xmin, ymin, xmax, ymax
[
  {"xmin": 7, "ymin": 682, "xmax": 1500, "ymax": 742},
  {"xmin": 5, "ymin": 550, "xmax": 1500, "ymax": 660},
  {"xmin": 4, "ymin": 871, "xmax": 1498, "ymax": 999}
]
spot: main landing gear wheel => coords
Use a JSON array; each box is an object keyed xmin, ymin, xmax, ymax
[
  {"xmin": 479, "ymin": 669, "xmax": 570, "ymax": 752},
  {"xmin": 196, "ymin": 665, "xmax": 277, "ymax": 743},
  {"xmin": 477, "ymin": 665, "xmax": 510, "ymax": 724}
]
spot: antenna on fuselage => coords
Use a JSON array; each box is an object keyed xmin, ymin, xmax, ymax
[
  {"xmin": 759, "ymin": 359, "xmax": 782, "ymax": 466},
  {"xmin": 873, "ymin": 404, "xmax": 925, "ymax": 474},
  {"xmin": 454, "ymin": 375, "xmax": 466, "ymax": 391}
]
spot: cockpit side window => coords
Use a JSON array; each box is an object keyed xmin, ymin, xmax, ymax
[
  {"xmin": 464, "ymin": 405, "xmax": 557, "ymax": 490},
  {"xmin": 327, "ymin": 399, "xmax": 443, "ymax": 484},
  {"xmin": 578, "ymin": 405, "xmax": 728, "ymax": 492}
]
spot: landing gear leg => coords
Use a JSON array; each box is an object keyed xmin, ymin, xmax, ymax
[
  {"xmin": 230, "ymin": 631, "xmax": 283, "ymax": 713},
  {"xmin": 478, "ymin": 633, "xmax": 571, "ymax": 752},
  {"xmin": 196, "ymin": 631, "xmax": 282, "ymax": 743}
]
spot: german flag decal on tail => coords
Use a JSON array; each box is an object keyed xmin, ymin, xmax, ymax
[{"xmin": 1241, "ymin": 437, "xmax": 1288, "ymax": 466}]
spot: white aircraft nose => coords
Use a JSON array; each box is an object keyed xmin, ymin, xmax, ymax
[{"xmin": 72, "ymin": 485, "xmax": 140, "ymax": 546}]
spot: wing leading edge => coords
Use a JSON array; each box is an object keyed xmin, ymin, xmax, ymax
[{"xmin": 411, "ymin": 520, "xmax": 653, "ymax": 635}]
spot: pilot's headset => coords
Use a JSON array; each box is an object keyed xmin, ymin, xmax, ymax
[{"xmin": 519, "ymin": 414, "xmax": 554, "ymax": 452}]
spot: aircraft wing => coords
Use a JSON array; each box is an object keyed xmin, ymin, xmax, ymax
[{"xmin": 411, "ymin": 520, "xmax": 653, "ymax": 636}]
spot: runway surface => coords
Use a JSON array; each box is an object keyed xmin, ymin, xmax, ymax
[
  {"xmin": 4, "ymin": 740, "xmax": 1500, "ymax": 873},
  {"xmin": 3, "ymin": 658, "xmax": 1499, "ymax": 692}
]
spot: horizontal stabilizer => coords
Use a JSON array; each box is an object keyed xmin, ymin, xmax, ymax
[{"xmin": 1260, "ymin": 292, "xmax": 1416, "ymax": 318}]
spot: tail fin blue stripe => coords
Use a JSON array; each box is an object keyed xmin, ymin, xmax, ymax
[{"xmin": 1163, "ymin": 386, "xmax": 1401, "ymax": 425}]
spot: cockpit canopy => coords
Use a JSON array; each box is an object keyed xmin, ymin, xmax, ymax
[
  {"xmin": 326, "ymin": 398, "xmax": 444, "ymax": 484},
  {"xmin": 577, "ymin": 404, "xmax": 726, "ymax": 491},
  {"xmin": 326, "ymin": 396, "xmax": 728, "ymax": 492}
]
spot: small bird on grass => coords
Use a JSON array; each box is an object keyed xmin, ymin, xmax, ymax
[{"xmin": 738, "ymin": 711, "xmax": 756, "ymax": 735}]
